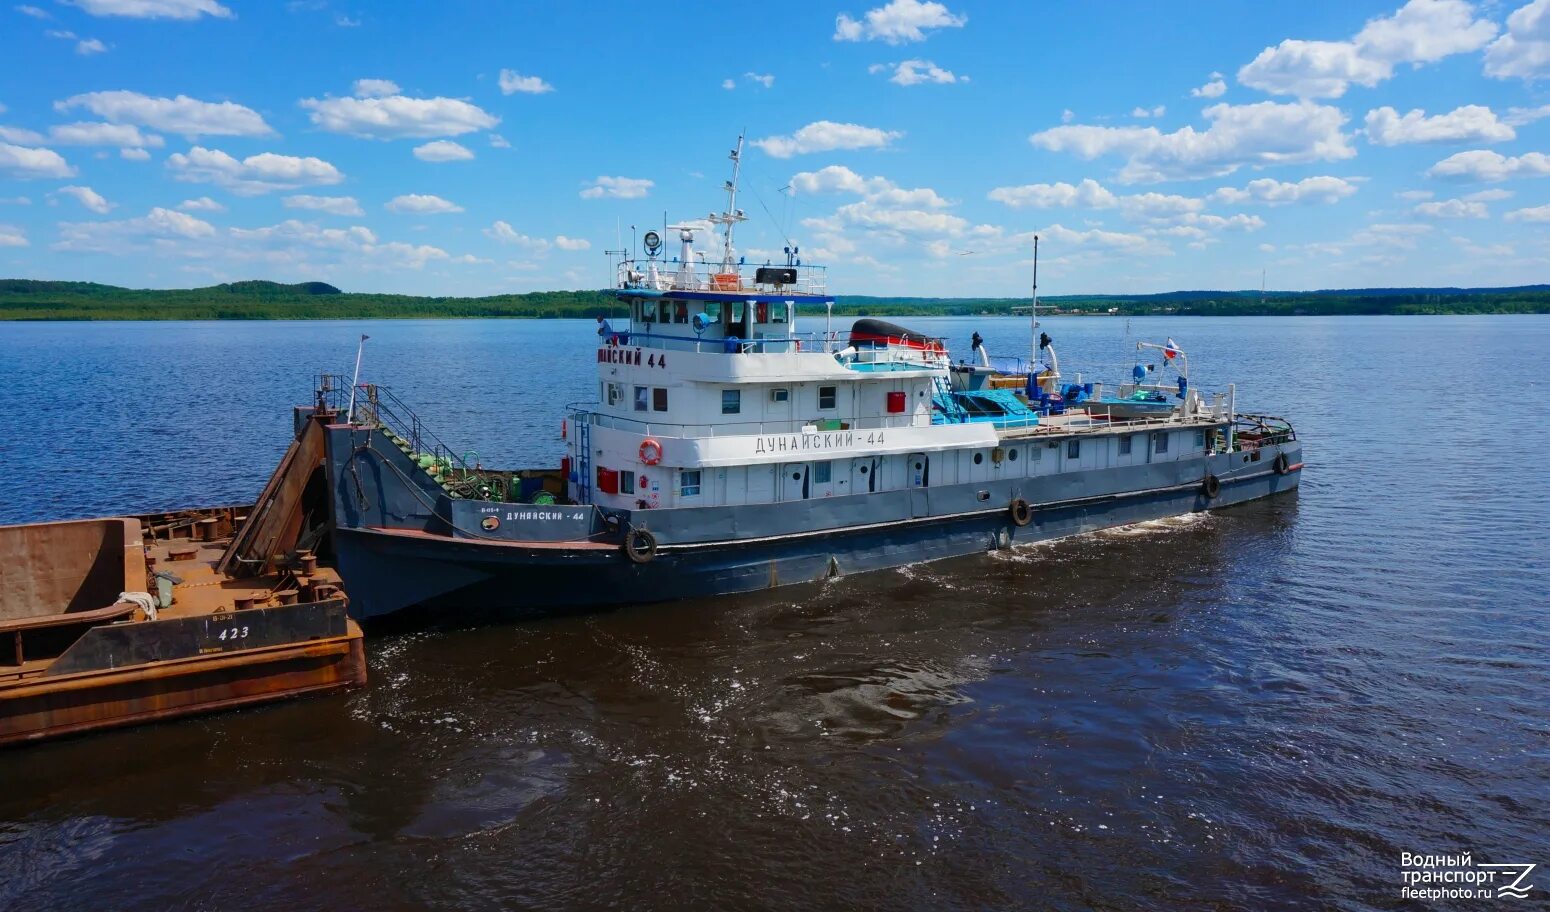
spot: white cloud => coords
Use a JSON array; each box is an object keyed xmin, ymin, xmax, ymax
[
  {"xmin": 0, "ymin": 225, "xmax": 27, "ymax": 247},
  {"xmin": 412, "ymin": 139, "xmax": 474, "ymax": 162},
  {"xmin": 300, "ymin": 91, "xmax": 498, "ymax": 138},
  {"xmin": 1364, "ymin": 105, "xmax": 1515, "ymax": 145},
  {"xmin": 119, "ymin": 147, "xmax": 150, "ymax": 160},
  {"xmin": 722, "ymin": 79, "xmax": 736, "ymax": 90},
  {"xmin": 834, "ymin": 0, "xmax": 966, "ymax": 44},
  {"xmin": 484, "ymin": 222, "xmax": 588, "ymax": 252},
  {"xmin": 498, "ymin": 70, "xmax": 554, "ymax": 95},
  {"xmin": 167, "ymin": 146, "xmax": 344, "ymax": 195},
  {"xmin": 1031, "ymin": 100, "xmax": 1354, "ymax": 182},
  {"xmin": 56, "ymin": 184, "xmax": 113, "ymax": 213},
  {"xmin": 1191, "ymin": 73, "xmax": 1226, "ymax": 98},
  {"xmin": 15, "ymin": 5, "xmax": 48, "ymax": 18},
  {"xmin": 488, "ymin": 133, "xmax": 511, "ymax": 148},
  {"xmin": 1426, "ymin": 149, "xmax": 1550, "ymax": 181},
  {"xmin": 579, "ymin": 176, "xmax": 653, "ymax": 199},
  {"xmin": 55, "ymin": 207, "xmax": 215, "ymax": 253},
  {"xmin": 177, "ymin": 196, "xmax": 224, "ymax": 212},
  {"xmin": 353, "ymin": 79, "xmax": 400, "ymax": 98},
  {"xmin": 874, "ymin": 59, "xmax": 964, "ymax": 85},
  {"xmin": 1485, "ymin": 0, "xmax": 1550, "ymax": 80},
  {"xmin": 752, "ymin": 120, "xmax": 903, "ymax": 158},
  {"xmin": 1505, "ymin": 203, "xmax": 1550, "ymax": 221},
  {"xmin": 0, "ymin": 142, "xmax": 75, "ymax": 178},
  {"xmin": 62, "ymin": 0, "xmax": 232, "ymax": 18},
  {"xmin": 1505, "ymin": 103, "xmax": 1550, "ymax": 126},
  {"xmin": 228, "ymin": 220, "xmax": 452, "ymax": 269},
  {"xmin": 0, "ymin": 126, "xmax": 45, "ymax": 145},
  {"xmin": 1209, "ymin": 176, "xmax": 1359, "ymax": 205},
  {"xmin": 793, "ymin": 165, "xmax": 951, "ymax": 207},
  {"xmin": 745, "ymin": 72, "xmax": 775, "ymax": 88},
  {"xmin": 76, "ymin": 37, "xmax": 107, "ymax": 54},
  {"xmin": 1131, "ymin": 105, "xmax": 1166, "ymax": 118},
  {"xmin": 385, "ymin": 193, "xmax": 463, "ymax": 214},
  {"xmin": 1414, "ymin": 198, "xmax": 1488, "ymax": 218},
  {"xmin": 0, "ymin": 196, "xmax": 31, "ymax": 205},
  {"xmin": 485, "ymin": 220, "xmax": 541, "ymax": 247},
  {"xmin": 987, "ymin": 179, "xmax": 1119, "ymax": 209},
  {"xmin": 56, "ymin": 90, "xmax": 272, "ymax": 138},
  {"xmin": 1238, "ymin": 0, "xmax": 1498, "ymax": 99},
  {"xmin": 49, "ymin": 121, "xmax": 164, "ymax": 147},
  {"xmin": 1033, "ymin": 223, "xmax": 1164, "ymax": 253},
  {"xmin": 284, "ymin": 194, "xmax": 363, "ymax": 216},
  {"xmin": 1396, "ymin": 189, "xmax": 1435, "ymax": 200}
]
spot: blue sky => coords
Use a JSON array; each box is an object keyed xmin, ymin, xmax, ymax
[{"xmin": 1, "ymin": 0, "xmax": 1549, "ymax": 297}]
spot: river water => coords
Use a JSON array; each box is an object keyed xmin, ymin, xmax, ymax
[{"xmin": 1, "ymin": 315, "xmax": 1547, "ymax": 910}]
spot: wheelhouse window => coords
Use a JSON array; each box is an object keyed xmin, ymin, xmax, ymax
[
  {"xmin": 771, "ymin": 302, "xmax": 789, "ymax": 324},
  {"xmin": 653, "ymin": 388, "xmax": 668, "ymax": 412},
  {"xmin": 1067, "ymin": 439, "xmax": 1081, "ymax": 459},
  {"xmin": 770, "ymin": 388, "xmax": 789, "ymax": 403},
  {"xmin": 674, "ymin": 301, "xmax": 689, "ymax": 324},
  {"xmin": 680, "ymin": 470, "xmax": 702, "ymax": 497},
  {"xmin": 634, "ymin": 386, "xmax": 648, "ymax": 412},
  {"xmin": 818, "ymin": 386, "xmax": 837, "ymax": 410},
  {"xmin": 606, "ymin": 383, "xmax": 623, "ymax": 407},
  {"xmin": 813, "ymin": 460, "xmax": 832, "ymax": 484},
  {"xmin": 1196, "ymin": 431, "xmax": 1206, "ymax": 448},
  {"xmin": 722, "ymin": 389, "xmax": 741, "ymax": 414},
  {"xmin": 1119, "ymin": 434, "xmax": 1132, "ymax": 456},
  {"xmin": 1154, "ymin": 432, "xmax": 1169, "ymax": 454}
]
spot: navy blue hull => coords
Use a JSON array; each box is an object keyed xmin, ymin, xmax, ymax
[{"xmin": 332, "ymin": 460, "xmax": 1301, "ymax": 622}]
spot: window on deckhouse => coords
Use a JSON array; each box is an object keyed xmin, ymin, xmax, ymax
[
  {"xmin": 818, "ymin": 386, "xmax": 837, "ymax": 410},
  {"xmin": 722, "ymin": 389, "xmax": 741, "ymax": 414},
  {"xmin": 653, "ymin": 388, "xmax": 668, "ymax": 412}
]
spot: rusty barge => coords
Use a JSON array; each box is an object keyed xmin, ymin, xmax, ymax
[{"xmin": 0, "ymin": 432, "xmax": 368, "ymax": 746}]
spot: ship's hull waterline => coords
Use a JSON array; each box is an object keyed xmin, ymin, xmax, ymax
[{"xmin": 331, "ymin": 439, "xmax": 1302, "ymax": 621}]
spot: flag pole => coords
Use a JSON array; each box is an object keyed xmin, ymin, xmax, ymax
[{"xmin": 346, "ymin": 333, "xmax": 368, "ymax": 424}]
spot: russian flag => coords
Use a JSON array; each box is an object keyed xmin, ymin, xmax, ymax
[{"xmin": 1164, "ymin": 338, "xmax": 1180, "ymax": 360}]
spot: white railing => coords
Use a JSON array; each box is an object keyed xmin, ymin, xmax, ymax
[
  {"xmin": 617, "ymin": 258, "xmax": 829, "ymax": 297},
  {"xmin": 586, "ymin": 409, "xmax": 930, "ymax": 440}
]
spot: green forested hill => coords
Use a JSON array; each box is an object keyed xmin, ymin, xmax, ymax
[{"xmin": 1, "ymin": 278, "xmax": 1546, "ymax": 320}]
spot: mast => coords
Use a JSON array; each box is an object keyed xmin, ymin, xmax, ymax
[
  {"xmin": 708, "ymin": 133, "xmax": 748, "ymax": 272},
  {"xmin": 1030, "ymin": 234, "xmax": 1039, "ymax": 365}
]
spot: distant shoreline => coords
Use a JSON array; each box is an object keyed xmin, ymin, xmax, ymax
[{"xmin": 2, "ymin": 279, "xmax": 1547, "ymax": 321}]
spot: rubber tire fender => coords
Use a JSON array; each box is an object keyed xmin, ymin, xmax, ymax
[
  {"xmin": 1201, "ymin": 473, "xmax": 1221, "ymax": 499},
  {"xmin": 1273, "ymin": 452, "xmax": 1290, "ymax": 475},
  {"xmin": 623, "ymin": 526, "xmax": 657, "ymax": 564},
  {"xmin": 1009, "ymin": 498, "xmax": 1033, "ymax": 527}
]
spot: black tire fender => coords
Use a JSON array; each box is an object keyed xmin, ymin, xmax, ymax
[
  {"xmin": 1273, "ymin": 452, "xmax": 1290, "ymax": 475},
  {"xmin": 623, "ymin": 526, "xmax": 657, "ymax": 564},
  {"xmin": 1009, "ymin": 498, "xmax": 1033, "ymax": 527},
  {"xmin": 1201, "ymin": 473, "xmax": 1221, "ymax": 499}
]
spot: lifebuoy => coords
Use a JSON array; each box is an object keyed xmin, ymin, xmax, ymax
[
  {"xmin": 1273, "ymin": 452, "xmax": 1290, "ymax": 475},
  {"xmin": 1009, "ymin": 498, "xmax": 1033, "ymax": 527},
  {"xmin": 623, "ymin": 526, "xmax": 657, "ymax": 564},
  {"xmin": 639, "ymin": 438, "xmax": 663, "ymax": 465},
  {"xmin": 1201, "ymin": 473, "xmax": 1221, "ymax": 498}
]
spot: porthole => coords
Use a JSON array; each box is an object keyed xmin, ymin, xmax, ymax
[
  {"xmin": 1008, "ymin": 449, "xmax": 1019, "ymax": 462},
  {"xmin": 973, "ymin": 452, "xmax": 984, "ymax": 465}
]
